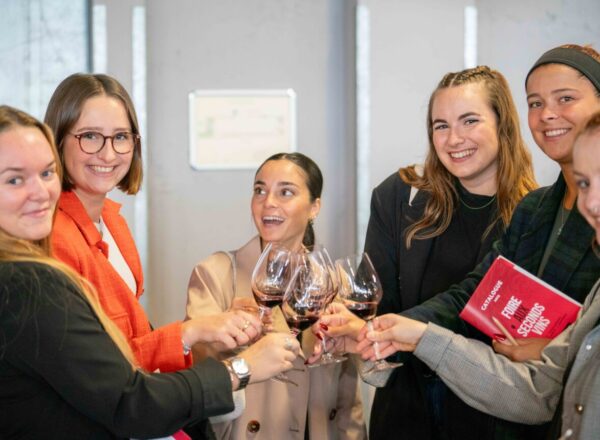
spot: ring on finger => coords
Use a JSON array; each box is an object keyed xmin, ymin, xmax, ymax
[
  {"xmin": 242, "ymin": 320, "xmax": 250, "ymax": 331},
  {"xmin": 284, "ymin": 336, "xmax": 293, "ymax": 351}
]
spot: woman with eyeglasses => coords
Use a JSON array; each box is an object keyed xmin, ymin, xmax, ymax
[{"xmin": 44, "ymin": 73, "xmax": 269, "ymax": 380}]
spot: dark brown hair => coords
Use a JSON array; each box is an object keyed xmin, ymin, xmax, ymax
[{"xmin": 255, "ymin": 152, "xmax": 323, "ymax": 250}]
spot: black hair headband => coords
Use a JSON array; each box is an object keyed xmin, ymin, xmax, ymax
[{"xmin": 526, "ymin": 47, "xmax": 600, "ymax": 92}]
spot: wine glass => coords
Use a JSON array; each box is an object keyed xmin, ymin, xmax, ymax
[
  {"xmin": 309, "ymin": 246, "xmax": 347, "ymax": 367},
  {"xmin": 335, "ymin": 252, "xmax": 402, "ymax": 372},
  {"xmin": 281, "ymin": 249, "xmax": 330, "ymax": 337},
  {"xmin": 251, "ymin": 242, "xmax": 295, "ymax": 327}
]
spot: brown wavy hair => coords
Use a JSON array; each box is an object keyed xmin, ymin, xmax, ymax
[
  {"xmin": 400, "ymin": 66, "xmax": 537, "ymax": 247},
  {"xmin": 0, "ymin": 105, "xmax": 137, "ymax": 368},
  {"xmin": 44, "ymin": 73, "xmax": 143, "ymax": 194}
]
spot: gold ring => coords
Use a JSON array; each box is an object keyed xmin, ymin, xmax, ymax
[{"xmin": 242, "ymin": 320, "xmax": 250, "ymax": 331}]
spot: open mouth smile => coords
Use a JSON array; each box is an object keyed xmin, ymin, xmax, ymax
[
  {"xmin": 262, "ymin": 215, "xmax": 285, "ymax": 225},
  {"xmin": 449, "ymin": 148, "xmax": 476, "ymax": 160}
]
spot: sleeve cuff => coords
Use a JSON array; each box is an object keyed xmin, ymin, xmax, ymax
[
  {"xmin": 185, "ymin": 357, "xmax": 235, "ymax": 419},
  {"xmin": 413, "ymin": 322, "xmax": 455, "ymax": 371}
]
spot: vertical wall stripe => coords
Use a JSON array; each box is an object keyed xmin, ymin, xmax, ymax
[
  {"xmin": 92, "ymin": 4, "xmax": 107, "ymax": 73},
  {"xmin": 356, "ymin": 4, "xmax": 371, "ymax": 253},
  {"xmin": 464, "ymin": 5, "xmax": 478, "ymax": 68},
  {"xmin": 132, "ymin": 5, "xmax": 149, "ymax": 304}
]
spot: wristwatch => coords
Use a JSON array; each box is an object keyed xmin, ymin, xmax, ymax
[{"xmin": 223, "ymin": 357, "xmax": 251, "ymax": 390}]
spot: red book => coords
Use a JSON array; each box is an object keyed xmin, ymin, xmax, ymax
[{"xmin": 459, "ymin": 256, "xmax": 581, "ymax": 339}]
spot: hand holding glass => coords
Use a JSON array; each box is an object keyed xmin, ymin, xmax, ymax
[{"xmin": 335, "ymin": 252, "xmax": 402, "ymax": 372}]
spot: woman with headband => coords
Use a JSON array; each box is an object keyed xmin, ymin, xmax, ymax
[{"xmin": 319, "ymin": 44, "xmax": 600, "ymax": 439}]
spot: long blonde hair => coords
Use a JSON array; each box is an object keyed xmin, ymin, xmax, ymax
[
  {"xmin": 0, "ymin": 105, "xmax": 138, "ymax": 369},
  {"xmin": 401, "ymin": 66, "xmax": 538, "ymax": 247}
]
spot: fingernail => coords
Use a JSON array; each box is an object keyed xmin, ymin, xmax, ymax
[
  {"xmin": 493, "ymin": 334, "xmax": 506, "ymax": 342},
  {"xmin": 315, "ymin": 333, "xmax": 323, "ymax": 340},
  {"xmin": 320, "ymin": 323, "xmax": 328, "ymax": 331}
]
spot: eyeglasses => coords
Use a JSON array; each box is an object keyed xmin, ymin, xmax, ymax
[{"xmin": 70, "ymin": 131, "xmax": 140, "ymax": 154}]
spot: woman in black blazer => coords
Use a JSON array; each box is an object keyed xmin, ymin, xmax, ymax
[{"xmin": 363, "ymin": 66, "xmax": 537, "ymax": 439}]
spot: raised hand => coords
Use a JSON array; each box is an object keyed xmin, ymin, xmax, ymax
[
  {"xmin": 355, "ymin": 314, "xmax": 427, "ymax": 361},
  {"xmin": 238, "ymin": 332, "xmax": 300, "ymax": 383},
  {"xmin": 311, "ymin": 302, "xmax": 367, "ymax": 357},
  {"xmin": 182, "ymin": 309, "xmax": 263, "ymax": 352}
]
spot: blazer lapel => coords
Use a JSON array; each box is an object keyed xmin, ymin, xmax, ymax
[
  {"xmin": 514, "ymin": 175, "xmax": 564, "ymax": 275},
  {"xmin": 541, "ymin": 202, "xmax": 595, "ymax": 293},
  {"xmin": 233, "ymin": 236, "xmax": 261, "ymax": 299},
  {"xmin": 58, "ymin": 191, "xmax": 106, "ymax": 254},
  {"xmin": 398, "ymin": 192, "xmax": 433, "ymax": 310},
  {"xmin": 102, "ymin": 199, "xmax": 144, "ymax": 297}
]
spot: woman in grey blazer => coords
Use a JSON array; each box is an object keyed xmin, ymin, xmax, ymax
[{"xmin": 186, "ymin": 152, "xmax": 366, "ymax": 440}]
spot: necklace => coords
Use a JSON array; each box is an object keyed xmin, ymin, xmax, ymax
[{"xmin": 459, "ymin": 194, "xmax": 496, "ymax": 210}]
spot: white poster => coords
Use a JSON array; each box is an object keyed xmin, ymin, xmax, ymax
[{"xmin": 189, "ymin": 89, "xmax": 297, "ymax": 170}]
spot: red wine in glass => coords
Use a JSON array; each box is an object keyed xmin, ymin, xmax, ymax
[
  {"xmin": 281, "ymin": 251, "xmax": 329, "ymax": 337},
  {"xmin": 344, "ymin": 300, "xmax": 378, "ymax": 320},
  {"xmin": 251, "ymin": 243, "xmax": 294, "ymax": 322},
  {"xmin": 336, "ymin": 252, "xmax": 403, "ymax": 372}
]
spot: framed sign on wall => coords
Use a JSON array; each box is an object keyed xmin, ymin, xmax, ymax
[{"xmin": 188, "ymin": 89, "xmax": 297, "ymax": 170}]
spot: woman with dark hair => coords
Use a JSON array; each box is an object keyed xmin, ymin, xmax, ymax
[
  {"xmin": 186, "ymin": 152, "xmax": 366, "ymax": 439},
  {"xmin": 45, "ymin": 73, "xmax": 264, "ymax": 375},
  {"xmin": 0, "ymin": 105, "xmax": 298, "ymax": 439},
  {"xmin": 319, "ymin": 44, "xmax": 600, "ymax": 440},
  {"xmin": 360, "ymin": 65, "xmax": 537, "ymax": 439}
]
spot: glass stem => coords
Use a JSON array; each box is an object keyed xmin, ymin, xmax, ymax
[{"xmin": 367, "ymin": 320, "xmax": 382, "ymax": 361}]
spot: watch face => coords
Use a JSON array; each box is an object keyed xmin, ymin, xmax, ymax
[{"xmin": 232, "ymin": 357, "xmax": 249, "ymax": 376}]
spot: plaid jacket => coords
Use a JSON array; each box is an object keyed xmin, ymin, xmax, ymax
[{"xmin": 404, "ymin": 172, "xmax": 599, "ymax": 336}]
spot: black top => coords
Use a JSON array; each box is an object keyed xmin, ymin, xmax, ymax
[
  {"xmin": 420, "ymin": 184, "xmax": 497, "ymax": 301},
  {"xmin": 0, "ymin": 261, "xmax": 233, "ymax": 439}
]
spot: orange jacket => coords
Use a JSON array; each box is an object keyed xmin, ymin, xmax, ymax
[{"xmin": 51, "ymin": 191, "xmax": 192, "ymax": 372}]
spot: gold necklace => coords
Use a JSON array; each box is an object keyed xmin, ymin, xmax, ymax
[{"xmin": 459, "ymin": 194, "xmax": 497, "ymax": 210}]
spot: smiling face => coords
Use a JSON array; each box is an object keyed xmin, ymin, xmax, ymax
[
  {"xmin": 526, "ymin": 64, "xmax": 600, "ymax": 166},
  {"xmin": 0, "ymin": 126, "xmax": 60, "ymax": 241},
  {"xmin": 62, "ymin": 95, "xmax": 134, "ymax": 204},
  {"xmin": 573, "ymin": 130, "xmax": 600, "ymax": 243},
  {"xmin": 431, "ymin": 82, "xmax": 500, "ymax": 194},
  {"xmin": 251, "ymin": 159, "xmax": 321, "ymax": 251}
]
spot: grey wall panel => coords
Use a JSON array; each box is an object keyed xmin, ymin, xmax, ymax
[
  {"xmin": 145, "ymin": 0, "xmax": 357, "ymax": 325},
  {"xmin": 477, "ymin": 0, "xmax": 600, "ymax": 185}
]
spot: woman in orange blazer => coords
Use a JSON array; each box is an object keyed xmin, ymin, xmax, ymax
[{"xmin": 45, "ymin": 73, "xmax": 263, "ymax": 374}]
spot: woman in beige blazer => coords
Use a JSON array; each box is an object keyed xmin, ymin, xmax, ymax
[{"xmin": 186, "ymin": 152, "xmax": 366, "ymax": 440}]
